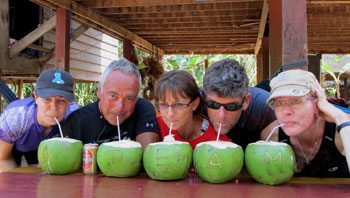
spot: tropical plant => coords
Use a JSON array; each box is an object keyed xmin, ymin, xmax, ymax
[
  {"xmin": 321, "ymin": 55, "xmax": 350, "ymax": 98},
  {"xmin": 74, "ymin": 83, "xmax": 98, "ymax": 107},
  {"xmin": 162, "ymin": 54, "xmax": 257, "ymax": 87}
]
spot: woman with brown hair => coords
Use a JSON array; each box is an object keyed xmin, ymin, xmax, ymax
[{"xmin": 155, "ymin": 70, "xmax": 231, "ymax": 149}]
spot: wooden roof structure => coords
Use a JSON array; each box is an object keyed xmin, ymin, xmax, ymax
[
  {"xmin": 1, "ymin": 0, "xmax": 350, "ymax": 80},
  {"xmin": 30, "ymin": 0, "xmax": 350, "ymax": 55}
]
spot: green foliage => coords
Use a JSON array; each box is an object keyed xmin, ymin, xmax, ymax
[
  {"xmin": 163, "ymin": 54, "xmax": 256, "ymax": 87},
  {"xmin": 74, "ymin": 83, "xmax": 98, "ymax": 107},
  {"xmin": 321, "ymin": 54, "xmax": 350, "ymax": 98}
]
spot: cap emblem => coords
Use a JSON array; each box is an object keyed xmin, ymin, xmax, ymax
[
  {"xmin": 292, "ymin": 89, "xmax": 301, "ymax": 95},
  {"xmin": 52, "ymin": 72, "xmax": 65, "ymax": 84}
]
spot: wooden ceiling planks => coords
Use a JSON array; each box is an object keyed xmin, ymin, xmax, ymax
[
  {"xmin": 32, "ymin": 0, "xmax": 350, "ymax": 54},
  {"xmin": 85, "ymin": 0, "xmax": 263, "ymax": 54}
]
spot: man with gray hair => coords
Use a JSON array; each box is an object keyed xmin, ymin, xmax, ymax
[
  {"xmin": 202, "ymin": 59, "xmax": 276, "ymax": 149},
  {"xmin": 62, "ymin": 58, "xmax": 159, "ymax": 148}
]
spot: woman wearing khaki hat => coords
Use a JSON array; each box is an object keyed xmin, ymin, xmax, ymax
[{"xmin": 262, "ymin": 69, "xmax": 350, "ymax": 177}]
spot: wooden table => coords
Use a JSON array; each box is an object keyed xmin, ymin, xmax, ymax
[{"xmin": 1, "ymin": 167, "xmax": 350, "ymax": 198}]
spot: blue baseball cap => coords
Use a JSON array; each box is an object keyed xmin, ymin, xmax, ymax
[{"xmin": 35, "ymin": 69, "xmax": 74, "ymax": 101}]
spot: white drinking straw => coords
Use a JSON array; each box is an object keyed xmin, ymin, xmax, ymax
[
  {"xmin": 265, "ymin": 123, "xmax": 285, "ymax": 141},
  {"xmin": 54, "ymin": 117, "xmax": 64, "ymax": 138},
  {"xmin": 117, "ymin": 115, "xmax": 121, "ymax": 141},
  {"xmin": 169, "ymin": 122, "xmax": 173, "ymax": 136},
  {"xmin": 216, "ymin": 123, "xmax": 222, "ymax": 141}
]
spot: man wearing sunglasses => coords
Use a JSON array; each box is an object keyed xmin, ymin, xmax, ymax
[{"xmin": 202, "ymin": 59, "xmax": 277, "ymax": 149}]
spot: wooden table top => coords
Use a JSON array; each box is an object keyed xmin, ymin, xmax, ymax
[{"xmin": 1, "ymin": 167, "xmax": 350, "ymax": 198}]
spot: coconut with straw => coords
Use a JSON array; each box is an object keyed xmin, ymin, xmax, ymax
[
  {"xmin": 143, "ymin": 122, "xmax": 193, "ymax": 180},
  {"xmin": 37, "ymin": 117, "xmax": 83, "ymax": 175},
  {"xmin": 97, "ymin": 116, "xmax": 143, "ymax": 177},
  {"xmin": 193, "ymin": 123, "xmax": 244, "ymax": 183},
  {"xmin": 245, "ymin": 123, "xmax": 296, "ymax": 185}
]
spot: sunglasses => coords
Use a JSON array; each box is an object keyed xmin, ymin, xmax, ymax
[{"xmin": 206, "ymin": 97, "xmax": 245, "ymax": 111}]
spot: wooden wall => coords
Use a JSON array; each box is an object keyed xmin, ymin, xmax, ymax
[{"xmin": 42, "ymin": 9, "xmax": 121, "ymax": 82}]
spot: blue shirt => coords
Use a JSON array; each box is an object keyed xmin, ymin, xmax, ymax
[{"xmin": 0, "ymin": 97, "xmax": 78, "ymax": 152}]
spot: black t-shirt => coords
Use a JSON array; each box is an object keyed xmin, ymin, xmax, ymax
[
  {"xmin": 227, "ymin": 87, "xmax": 276, "ymax": 149},
  {"xmin": 61, "ymin": 99, "xmax": 159, "ymax": 144},
  {"xmin": 279, "ymin": 122, "xmax": 350, "ymax": 178}
]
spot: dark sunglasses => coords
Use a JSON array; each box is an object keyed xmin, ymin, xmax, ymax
[{"xmin": 206, "ymin": 97, "xmax": 245, "ymax": 111}]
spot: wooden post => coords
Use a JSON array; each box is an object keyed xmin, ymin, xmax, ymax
[
  {"xmin": 308, "ymin": 54, "xmax": 321, "ymax": 81},
  {"xmin": 204, "ymin": 59, "xmax": 209, "ymax": 71},
  {"xmin": 262, "ymin": 37, "xmax": 270, "ymax": 79},
  {"xmin": 344, "ymin": 77, "xmax": 349, "ymax": 101},
  {"xmin": 257, "ymin": 37, "xmax": 270, "ymax": 84},
  {"xmin": 256, "ymin": 52, "xmax": 263, "ymax": 84},
  {"xmin": 123, "ymin": 38, "xmax": 138, "ymax": 65},
  {"xmin": 17, "ymin": 79, "xmax": 23, "ymax": 99},
  {"xmin": 269, "ymin": 0, "xmax": 308, "ymax": 76},
  {"xmin": 0, "ymin": 0, "xmax": 9, "ymax": 66},
  {"xmin": 55, "ymin": 7, "xmax": 70, "ymax": 71}
]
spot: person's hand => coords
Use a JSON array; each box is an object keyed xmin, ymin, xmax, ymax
[{"xmin": 314, "ymin": 82, "xmax": 348, "ymax": 125}]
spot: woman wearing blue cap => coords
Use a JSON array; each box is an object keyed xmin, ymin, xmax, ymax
[{"xmin": 0, "ymin": 69, "xmax": 78, "ymax": 172}]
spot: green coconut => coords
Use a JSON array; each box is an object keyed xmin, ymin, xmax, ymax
[
  {"xmin": 245, "ymin": 140, "xmax": 296, "ymax": 185},
  {"xmin": 97, "ymin": 140, "xmax": 142, "ymax": 177},
  {"xmin": 38, "ymin": 137, "xmax": 83, "ymax": 175},
  {"xmin": 143, "ymin": 141, "xmax": 192, "ymax": 180},
  {"xmin": 193, "ymin": 141, "xmax": 244, "ymax": 183}
]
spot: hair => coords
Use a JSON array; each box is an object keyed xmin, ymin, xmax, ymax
[
  {"xmin": 154, "ymin": 70, "xmax": 202, "ymax": 113},
  {"xmin": 99, "ymin": 58, "xmax": 142, "ymax": 89},
  {"xmin": 203, "ymin": 59, "xmax": 248, "ymax": 98}
]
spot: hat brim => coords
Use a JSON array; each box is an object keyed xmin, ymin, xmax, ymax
[
  {"xmin": 36, "ymin": 88, "xmax": 74, "ymax": 101},
  {"xmin": 266, "ymin": 85, "xmax": 310, "ymax": 104}
]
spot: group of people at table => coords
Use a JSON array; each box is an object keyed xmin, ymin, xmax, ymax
[{"xmin": 1, "ymin": 58, "xmax": 350, "ymax": 178}]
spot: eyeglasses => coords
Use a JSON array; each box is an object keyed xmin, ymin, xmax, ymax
[
  {"xmin": 269, "ymin": 97, "xmax": 312, "ymax": 111},
  {"xmin": 206, "ymin": 97, "xmax": 245, "ymax": 112},
  {"xmin": 157, "ymin": 101, "xmax": 192, "ymax": 111}
]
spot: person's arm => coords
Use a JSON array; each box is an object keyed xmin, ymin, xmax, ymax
[
  {"xmin": 0, "ymin": 140, "xmax": 17, "ymax": 172},
  {"xmin": 134, "ymin": 99, "xmax": 160, "ymax": 149},
  {"xmin": 314, "ymin": 82, "xmax": 350, "ymax": 171},
  {"xmin": 136, "ymin": 132, "xmax": 159, "ymax": 149}
]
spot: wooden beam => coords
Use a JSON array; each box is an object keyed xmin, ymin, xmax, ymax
[
  {"xmin": 98, "ymin": 1, "xmax": 263, "ymax": 14},
  {"xmin": 308, "ymin": 54, "xmax": 321, "ymax": 81},
  {"xmin": 109, "ymin": 11, "xmax": 260, "ymax": 21},
  {"xmin": 0, "ymin": 0, "xmax": 40, "ymax": 74},
  {"xmin": 254, "ymin": 0, "xmax": 269, "ymax": 55},
  {"xmin": 2, "ymin": 56, "xmax": 41, "ymax": 73},
  {"xmin": 308, "ymin": 1, "xmax": 350, "ymax": 4},
  {"xmin": 123, "ymin": 38, "xmax": 138, "ymax": 65},
  {"xmin": 39, "ymin": 24, "xmax": 88, "ymax": 65},
  {"xmin": 9, "ymin": 15, "xmax": 56, "ymax": 58},
  {"xmin": 17, "ymin": 80, "xmax": 23, "ymax": 99},
  {"xmin": 79, "ymin": 0, "xmax": 262, "ymax": 8},
  {"xmin": 269, "ymin": 0, "xmax": 308, "ymax": 76},
  {"xmin": 32, "ymin": 0, "xmax": 164, "ymax": 56},
  {"xmin": 262, "ymin": 37, "xmax": 269, "ymax": 79},
  {"xmin": 256, "ymin": 51, "xmax": 263, "ymax": 83},
  {"xmin": 71, "ymin": 25, "xmax": 88, "ymax": 41},
  {"xmin": 55, "ymin": 7, "xmax": 70, "ymax": 71},
  {"xmin": 0, "ymin": 0, "xmax": 9, "ymax": 66},
  {"xmin": 28, "ymin": 44, "xmax": 52, "ymax": 53}
]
